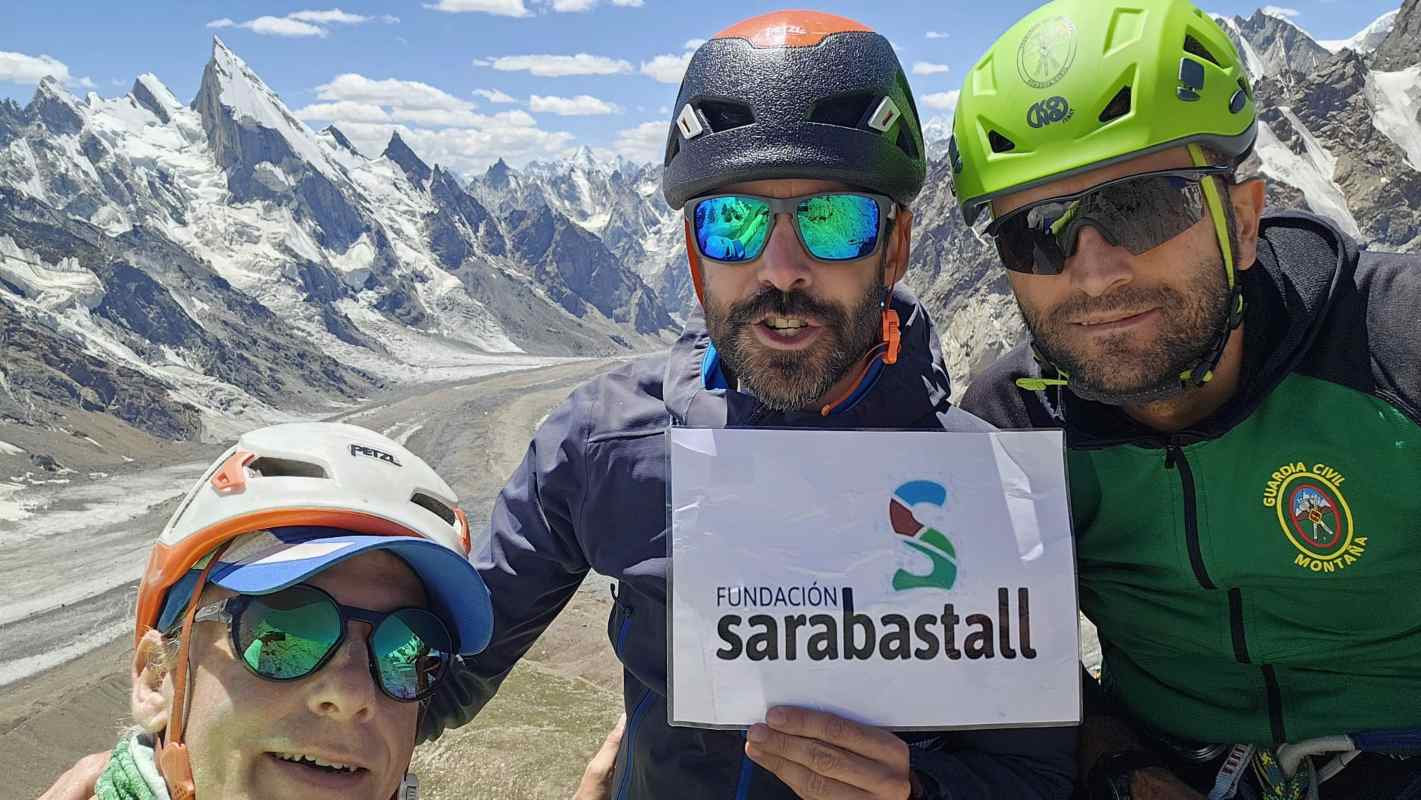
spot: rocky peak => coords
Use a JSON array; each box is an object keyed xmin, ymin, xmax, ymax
[
  {"xmin": 1373, "ymin": 0, "xmax": 1421, "ymax": 71},
  {"xmin": 1234, "ymin": 9, "xmax": 1333, "ymax": 79},
  {"xmin": 30, "ymin": 76, "xmax": 85, "ymax": 135},
  {"xmin": 382, "ymin": 131, "xmax": 431, "ymax": 188},
  {"xmin": 130, "ymin": 73, "xmax": 181, "ymax": 124},
  {"xmin": 483, "ymin": 158, "xmax": 517, "ymax": 189},
  {"xmin": 321, "ymin": 125, "xmax": 359, "ymax": 156},
  {"xmin": 569, "ymin": 145, "xmax": 604, "ymax": 174}
]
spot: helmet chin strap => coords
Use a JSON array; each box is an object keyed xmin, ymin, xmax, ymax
[
  {"xmin": 1014, "ymin": 144, "xmax": 1246, "ymax": 395},
  {"xmin": 156, "ymin": 540, "xmax": 234, "ymax": 800}
]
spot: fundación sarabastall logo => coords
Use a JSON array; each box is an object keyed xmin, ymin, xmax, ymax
[{"xmin": 888, "ymin": 480, "xmax": 958, "ymax": 592}]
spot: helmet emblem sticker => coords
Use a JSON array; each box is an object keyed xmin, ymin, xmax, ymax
[
  {"xmin": 1026, "ymin": 96, "xmax": 1074, "ymax": 129},
  {"xmin": 350, "ymin": 443, "xmax": 403, "ymax": 467},
  {"xmin": 1017, "ymin": 16, "xmax": 1078, "ymax": 90},
  {"xmin": 1261, "ymin": 461, "xmax": 1367, "ymax": 574}
]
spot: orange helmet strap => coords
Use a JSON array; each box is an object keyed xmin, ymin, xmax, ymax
[
  {"xmin": 880, "ymin": 280, "xmax": 901, "ymax": 365},
  {"xmin": 157, "ymin": 539, "xmax": 234, "ymax": 800}
]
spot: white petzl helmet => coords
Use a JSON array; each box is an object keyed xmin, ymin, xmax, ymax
[{"xmin": 135, "ymin": 422, "xmax": 482, "ymax": 650}]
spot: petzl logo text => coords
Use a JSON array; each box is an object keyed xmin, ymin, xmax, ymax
[
  {"xmin": 350, "ymin": 443, "xmax": 402, "ymax": 467},
  {"xmin": 889, "ymin": 481, "xmax": 957, "ymax": 592}
]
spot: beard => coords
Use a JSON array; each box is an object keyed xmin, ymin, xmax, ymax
[
  {"xmin": 704, "ymin": 277, "xmax": 884, "ymax": 412},
  {"xmin": 1021, "ymin": 249, "xmax": 1234, "ymax": 406}
]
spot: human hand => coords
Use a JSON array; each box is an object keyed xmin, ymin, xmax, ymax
[
  {"xmin": 36, "ymin": 750, "xmax": 109, "ymax": 800},
  {"xmin": 572, "ymin": 713, "xmax": 626, "ymax": 800},
  {"xmin": 745, "ymin": 706, "xmax": 915, "ymax": 800}
]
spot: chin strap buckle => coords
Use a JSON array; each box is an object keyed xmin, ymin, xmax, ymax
[
  {"xmin": 158, "ymin": 742, "xmax": 196, "ymax": 800},
  {"xmin": 881, "ymin": 309, "xmax": 901, "ymax": 365}
]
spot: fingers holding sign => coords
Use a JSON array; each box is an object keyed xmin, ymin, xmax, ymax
[{"xmin": 745, "ymin": 706, "xmax": 915, "ymax": 800}]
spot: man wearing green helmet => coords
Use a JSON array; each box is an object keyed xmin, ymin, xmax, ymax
[{"xmin": 950, "ymin": 0, "xmax": 1421, "ymax": 798}]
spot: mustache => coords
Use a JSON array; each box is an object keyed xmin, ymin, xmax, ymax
[
  {"xmin": 1047, "ymin": 286, "xmax": 1178, "ymax": 324},
  {"xmin": 724, "ymin": 288, "xmax": 848, "ymax": 329}
]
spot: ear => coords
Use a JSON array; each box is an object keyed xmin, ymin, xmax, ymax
[
  {"xmin": 884, "ymin": 207, "xmax": 913, "ymax": 286},
  {"xmin": 131, "ymin": 630, "xmax": 173, "ymax": 734},
  {"xmin": 1228, "ymin": 178, "xmax": 1266, "ymax": 272}
]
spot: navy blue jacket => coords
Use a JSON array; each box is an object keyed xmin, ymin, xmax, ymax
[{"xmin": 425, "ymin": 287, "xmax": 1077, "ymax": 799}]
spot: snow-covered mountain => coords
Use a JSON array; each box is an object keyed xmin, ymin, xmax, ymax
[
  {"xmin": 3, "ymin": 2, "xmax": 1419, "ymax": 439},
  {"xmin": 0, "ymin": 38, "xmax": 676, "ymax": 441},
  {"xmin": 1319, "ymin": 10, "xmax": 1398, "ymax": 55}
]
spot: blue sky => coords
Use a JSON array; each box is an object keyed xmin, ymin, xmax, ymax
[{"xmin": 0, "ymin": 0, "xmax": 1406, "ymax": 175}]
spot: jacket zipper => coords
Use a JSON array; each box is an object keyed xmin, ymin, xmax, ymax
[
  {"xmin": 1163, "ymin": 444, "xmax": 1216, "ymax": 589},
  {"xmin": 614, "ymin": 602, "xmax": 635, "ymax": 656},
  {"xmin": 1165, "ymin": 444, "xmax": 1287, "ymax": 743},
  {"xmin": 614, "ymin": 688, "xmax": 656, "ymax": 800}
]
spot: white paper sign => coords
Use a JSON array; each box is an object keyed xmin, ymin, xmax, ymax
[{"xmin": 668, "ymin": 428, "xmax": 1080, "ymax": 730}]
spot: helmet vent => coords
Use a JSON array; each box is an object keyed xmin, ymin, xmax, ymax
[
  {"xmin": 697, "ymin": 100, "xmax": 754, "ymax": 133},
  {"xmin": 1183, "ymin": 35, "xmax": 1220, "ymax": 67},
  {"xmin": 987, "ymin": 130, "xmax": 1017, "ymax": 153},
  {"xmin": 896, "ymin": 126, "xmax": 919, "ymax": 160},
  {"xmin": 247, "ymin": 457, "xmax": 327, "ymax": 479},
  {"xmin": 809, "ymin": 92, "xmax": 877, "ymax": 128},
  {"xmin": 1098, "ymin": 86, "xmax": 1133, "ymax": 124},
  {"xmin": 411, "ymin": 492, "xmax": 456, "ymax": 526}
]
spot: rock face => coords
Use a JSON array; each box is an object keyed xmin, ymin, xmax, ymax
[
  {"xmin": 1235, "ymin": 10, "xmax": 1334, "ymax": 80},
  {"xmin": 383, "ymin": 132, "xmax": 432, "ymax": 189},
  {"xmin": 1373, "ymin": 0, "xmax": 1421, "ymax": 71}
]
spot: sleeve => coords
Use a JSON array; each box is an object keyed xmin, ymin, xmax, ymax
[
  {"xmin": 908, "ymin": 727, "xmax": 1078, "ymax": 800},
  {"xmin": 420, "ymin": 394, "xmax": 592, "ymax": 742}
]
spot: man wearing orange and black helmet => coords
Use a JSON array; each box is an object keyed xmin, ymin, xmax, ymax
[{"xmin": 420, "ymin": 11, "xmax": 1075, "ymax": 800}]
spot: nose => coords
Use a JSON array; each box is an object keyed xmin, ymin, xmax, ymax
[
  {"xmin": 304, "ymin": 623, "xmax": 379, "ymax": 721},
  {"xmin": 1062, "ymin": 225, "xmax": 1133, "ymax": 297},
  {"xmin": 753, "ymin": 212, "xmax": 814, "ymax": 294}
]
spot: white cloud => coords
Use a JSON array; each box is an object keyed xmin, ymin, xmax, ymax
[
  {"xmin": 610, "ymin": 120, "xmax": 665, "ymax": 164},
  {"xmin": 0, "ymin": 51, "xmax": 92, "ymax": 88},
  {"xmin": 474, "ymin": 88, "xmax": 517, "ymax": 103},
  {"xmin": 912, "ymin": 62, "xmax": 950, "ymax": 76},
  {"xmin": 394, "ymin": 107, "xmax": 536, "ymax": 128},
  {"xmin": 640, "ymin": 52, "xmax": 692, "ymax": 84},
  {"xmin": 1260, "ymin": 5, "xmax": 1301, "ymax": 18},
  {"xmin": 925, "ymin": 31, "xmax": 948, "ymax": 39},
  {"xmin": 921, "ymin": 90, "xmax": 959, "ymax": 111},
  {"xmin": 487, "ymin": 53, "xmax": 632, "ymax": 76},
  {"xmin": 244, "ymin": 16, "xmax": 329, "ymax": 37},
  {"xmin": 293, "ymin": 100, "xmax": 392, "ymax": 122},
  {"xmin": 684, "ymin": 38, "xmax": 707, "ymax": 50},
  {"xmin": 552, "ymin": 0, "xmax": 597, "ymax": 9},
  {"xmin": 316, "ymin": 74, "xmax": 474, "ymax": 111},
  {"xmin": 423, "ymin": 0, "xmax": 532, "ymax": 16},
  {"xmin": 206, "ymin": 10, "xmax": 397, "ymax": 37},
  {"xmin": 288, "ymin": 9, "xmax": 371, "ymax": 24},
  {"xmin": 530, "ymin": 94, "xmax": 621, "ymax": 115}
]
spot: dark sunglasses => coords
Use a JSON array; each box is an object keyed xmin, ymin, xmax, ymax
[
  {"xmin": 981, "ymin": 166, "xmax": 1234, "ymax": 275},
  {"xmin": 188, "ymin": 583, "xmax": 455, "ymax": 702},
  {"xmin": 686, "ymin": 192, "xmax": 896, "ymax": 265}
]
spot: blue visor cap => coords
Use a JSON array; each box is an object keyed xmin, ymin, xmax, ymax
[{"xmin": 157, "ymin": 526, "xmax": 493, "ymax": 655}]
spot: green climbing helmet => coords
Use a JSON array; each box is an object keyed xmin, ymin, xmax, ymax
[{"xmin": 949, "ymin": 0, "xmax": 1258, "ymax": 225}]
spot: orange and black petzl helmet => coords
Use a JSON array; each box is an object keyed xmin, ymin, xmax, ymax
[{"xmin": 661, "ymin": 10, "xmax": 927, "ymax": 210}]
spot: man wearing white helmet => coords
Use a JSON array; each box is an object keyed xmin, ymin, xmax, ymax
[{"xmin": 40, "ymin": 423, "xmax": 495, "ymax": 800}]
